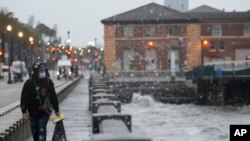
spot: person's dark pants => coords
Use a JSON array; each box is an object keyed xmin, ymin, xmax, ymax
[{"xmin": 30, "ymin": 115, "xmax": 49, "ymax": 141}]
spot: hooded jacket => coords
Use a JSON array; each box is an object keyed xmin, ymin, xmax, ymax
[{"xmin": 20, "ymin": 70, "xmax": 59, "ymax": 117}]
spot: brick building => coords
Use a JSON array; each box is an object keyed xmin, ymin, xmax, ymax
[
  {"xmin": 101, "ymin": 3, "xmax": 250, "ymax": 72},
  {"xmin": 188, "ymin": 5, "xmax": 250, "ymax": 63}
]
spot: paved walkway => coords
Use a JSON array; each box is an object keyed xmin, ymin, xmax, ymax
[{"xmin": 27, "ymin": 72, "xmax": 92, "ymax": 141}]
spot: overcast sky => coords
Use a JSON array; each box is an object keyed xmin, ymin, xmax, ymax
[{"xmin": 1, "ymin": 0, "xmax": 250, "ymax": 47}]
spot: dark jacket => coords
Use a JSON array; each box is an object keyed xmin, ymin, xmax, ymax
[{"xmin": 20, "ymin": 78, "xmax": 59, "ymax": 117}]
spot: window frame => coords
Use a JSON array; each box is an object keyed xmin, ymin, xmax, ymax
[
  {"xmin": 168, "ymin": 26, "xmax": 178, "ymax": 36},
  {"xmin": 210, "ymin": 40, "xmax": 216, "ymax": 52},
  {"xmin": 243, "ymin": 24, "xmax": 250, "ymax": 36},
  {"xmin": 123, "ymin": 48, "xmax": 135, "ymax": 70},
  {"xmin": 144, "ymin": 26, "xmax": 156, "ymax": 37},
  {"xmin": 145, "ymin": 48, "xmax": 157, "ymax": 70},
  {"xmin": 123, "ymin": 27, "xmax": 134, "ymax": 38},
  {"xmin": 219, "ymin": 40, "xmax": 225, "ymax": 51},
  {"xmin": 211, "ymin": 25, "xmax": 222, "ymax": 36}
]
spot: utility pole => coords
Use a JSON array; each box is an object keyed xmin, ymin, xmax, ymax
[
  {"xmin": 94, "ymin": 38, "xmax": 97, "ymax": 47},
  {"xmin": 67, "ymin": 31, "xmax": 70, "ymax": 46}
]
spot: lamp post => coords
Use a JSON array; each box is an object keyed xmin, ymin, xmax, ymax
[
  {"xmin": 67, "ymin": 31, "xmax": 71, "ymax": 46},
  {"xmin": 18, "ymin": 31, "xmax": 24, "ymax": 82},
  {"xmin": 201, "ymin": 40, "xmax": 208, "ymax": 66},
  {"xmin": 29, "ymin": 36, "xmax": 34, "ymax": 64},
  {"xmin": 7, "ymin": 25, "xmax": 13, "ymax": 84},
  {"xmin": 100, "ymin": 47, "xmax": 104, "ymax": 64},
  {"xmin": 29, "ymin": 36, "xmax": 34, "ymax": 77}
]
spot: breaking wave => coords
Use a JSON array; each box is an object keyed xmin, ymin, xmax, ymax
[
  {"xmin": 130, "ymin": 93, "xmax": 158, "ymax": 107},
  {"xmin": 122, "ymin": 94, "xmax": 250, "ymax": 141}
]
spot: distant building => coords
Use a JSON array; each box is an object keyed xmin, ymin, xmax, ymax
[
  {"xmin": 101, "ymin": 3, "xmax": 198, "ymax": 72},
  {"xmin": 164, "ymin": 0, "xmax": 189, "ymax": 12},
  {"xmin": 187, "ymin": 5, "xmax": 250, "ymax": 63},
  {"xmin": 101, "ymin": 3, "xmax": 250, "ymax": 72}
]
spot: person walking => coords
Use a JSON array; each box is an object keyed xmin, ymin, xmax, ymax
[{"xmin": 20, "ymin": 62, "xmax": 60, "ymax": 141}]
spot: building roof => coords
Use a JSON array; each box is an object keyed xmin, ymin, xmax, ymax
[
  {"xmin": 187, "ymin": 5, "xmax": 222, "ymax": 13},
  {"xmin": 187, "ymin": 5, "xmax": 250, "ymax": 21},
  {"xmin": 188, "ymin": 12, "xmax": 250, "ymax": 21},
  {"xmin": 101, "ymin": 3, "xmax": 250, "ymax": 25},
  {"xmin": 101, "ymin": 3, "xmax": 198, "ymax": 25}
]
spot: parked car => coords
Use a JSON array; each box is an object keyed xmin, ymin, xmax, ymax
[{"xmin": 1, "ymin": 65, "xmax": 14, "ymax": 81}]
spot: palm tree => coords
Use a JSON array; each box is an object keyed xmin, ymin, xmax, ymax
[
  {"xmin": 0, "ymin": 7, "xmax": 15, "ymax": 27},
  {"xmin": 0, "ymin": 7, "xmax": 41, "ymax": 68},
  {"xmin": 0, "ymin": 7, "xmax": 17, "ymax": 64},
  {"xmin": 1, "ymin": 8, "xmax": 60, "ymax": 67},
  {"xmin": 35, "ymin": 23, "xmax": 56, "ymax": 40}
]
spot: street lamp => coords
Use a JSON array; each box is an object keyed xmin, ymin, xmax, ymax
[
  {"xmin": 201, "ymin": 40, "xmax": 208, "ymax": 65},
  {"xmin": 29, "ymin": 36, "xmax": 34, "ymax": 44},
  {"xmin": 7, "ymin": 25, "xmax": 13, "ymax": 84},
  {"xmin": 29, "ymin": 36, "xmax": 35, "ymax": 77},
  {"xmin": 18, "ymin": 31, "xmax": 24, "ymax": 82},
  {"xmin": 29, "ymin": 36, "xmax": 34, "ymax": 65},
  {"xmin": 7, "ymin": 25, "xmax": 12, "ymax": 31},
  {"xmin": 147, "ymin": 41, "xmax": 155, "ymax": 48}
]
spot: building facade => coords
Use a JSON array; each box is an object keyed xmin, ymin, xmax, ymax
[
  {"xmin": 188, "ymin": 5, "xmax": 250, "ymax": 63},
  {"xmin": 101, "ymin": 3, "xmax": 250, "ymax": 72},
  {"xmin": 164, "ymin": 0, "xmax": 189, "ymax": 12}
]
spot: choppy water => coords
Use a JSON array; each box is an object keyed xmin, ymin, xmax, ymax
[{"xmin": 122, "ymin": 94, "xmax": 250, "ymax": 141}]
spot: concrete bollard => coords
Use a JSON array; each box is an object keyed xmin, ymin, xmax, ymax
[
  {"xmin": 10, "ymin": 126, "xmax": 16, "ymax": 133},
  {"xmin": 0, "ymin": 133, "xmax": 7, "ymax": 140}
]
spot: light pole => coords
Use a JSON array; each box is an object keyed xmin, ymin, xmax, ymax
[
  {"xmin": 29, "ymin": 36, "xmax": 34, "ymax": 77},
  {"xmin": 7, "ymin": 25, "xmax": 13, "ymax": 84},
  {"xmin": 29, "ymin": 36, "xmax": 34, "ymax": 64},
  {"xmin": 100, "ymin": 47, "xmax": 104, "ymax": 64},
  {"xmin": 67, "ymin": 31, "xmax": 71, "ymax": 46},
  {"xmin": 18, "ymin": 31, "xmax": 24, "ymax": 82}
]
